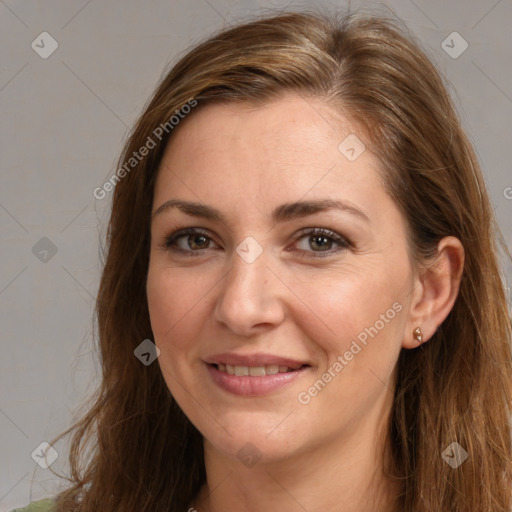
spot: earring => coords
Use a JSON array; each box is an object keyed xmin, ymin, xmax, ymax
[{"xmin": 413, "ymin": 327, "xmax": 423, "ymax": 343}]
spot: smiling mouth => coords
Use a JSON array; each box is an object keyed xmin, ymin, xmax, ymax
[
  {"xmin": 206, "ymin": 360, "xmax": 310, "ymax": 396},
  {"xmin": 212, "ymin": 363, "xmax": 308, "ymax": 376}
]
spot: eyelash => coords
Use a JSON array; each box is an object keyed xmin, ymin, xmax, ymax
[{"xmin": 162, "ymin": 226, "xmax": 352, "ymax": 259}]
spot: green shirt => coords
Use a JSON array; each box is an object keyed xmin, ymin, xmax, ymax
[{"xmin": 10, "ymin": 498, "xmax": 55, "ymax": 512}]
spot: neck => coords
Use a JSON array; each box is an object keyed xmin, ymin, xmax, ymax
[{"xmin": 193, "ymin": 389, "xmax": 402, "ymax": 512}]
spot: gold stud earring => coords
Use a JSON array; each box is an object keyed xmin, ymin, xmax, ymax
[{"xmin": 413, "ymin": 327, "xmax": 423, "ymax": 343}]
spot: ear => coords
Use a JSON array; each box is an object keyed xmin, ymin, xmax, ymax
[{"xmin": 402, "ymin": 236, "xmax": 465, "ymax": 349}]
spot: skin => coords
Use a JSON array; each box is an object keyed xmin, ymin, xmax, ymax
[{"xmin": 146, "ymin": 94, "xmax": 464, "ymax": 512}]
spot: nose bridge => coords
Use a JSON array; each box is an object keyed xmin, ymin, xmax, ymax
[
  {"xmin": 223, "ymin": 249, "xmax": 269, "ymax": 306},
  {"xmin": 214, "ymin": 246, "xmax": 284, "ymax": 334}
]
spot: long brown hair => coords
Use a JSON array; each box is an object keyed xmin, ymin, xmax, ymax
[{"xmin": 52, "ymin": 11, "xmax": 512, "ymax": 512}]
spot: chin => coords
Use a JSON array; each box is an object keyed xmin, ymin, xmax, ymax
[
  {"xmin": 203, "ymin": 426, "xmax": 302, "ymax": 466},
  {"xmin": 224, "ymin": 409, "xmax": 331, "ymax": 465}
]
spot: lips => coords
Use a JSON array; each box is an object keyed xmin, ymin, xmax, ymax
[
  {"xmin": 204, "ymin": 352, "xmax": 311, "ymax": 396},
  {"xmin": 216, "ymin": 363, "xmax": 299, "ymax": 376}
]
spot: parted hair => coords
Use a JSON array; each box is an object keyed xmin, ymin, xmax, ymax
[{"xmin": 52, "ymin": 10, "xmax": 511, "ymax": 512}]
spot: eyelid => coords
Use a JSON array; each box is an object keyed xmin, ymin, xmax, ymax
[
  {"xmin": 162, "ymin": 227, "xmax": 220, "ymax": 253},
  {"xmin": 293, "ymin": 226, "xmax": 351, "ymax": 244},
  {"xmin": 290, "ymin": 227, "xmax": 353, "ymax": 257},
  {"xmin": 160, "ymin": 226, "xmax": 352, "ymax": 258}
]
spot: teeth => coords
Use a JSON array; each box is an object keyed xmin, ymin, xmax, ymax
[
  {"xmin": 249, "ymin": 366, "xmax": 266, "ymax": 377},
  {"xmin": 265, "ymin": 365, "xmax": 279, "ymax": 375},
  {"xmin": 216, "ymin": 364, "xmax": 297, "ymax": 375},
  {"xmin": 234, "ymin": 366, "xmax": 249, "ymax": 376}
]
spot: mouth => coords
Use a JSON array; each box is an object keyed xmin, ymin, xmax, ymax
[
  {"xmin": 212, "ymin": 363, "xmax": 308, "ymax": 376},
  {"xmin": 204, "ymin": 353, "xmax": 311, "ymax": 396}
]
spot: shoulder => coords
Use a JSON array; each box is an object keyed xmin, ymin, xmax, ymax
[{"xmin": 10, "ymin": 498, "xmax": 56, "ymax": 512}]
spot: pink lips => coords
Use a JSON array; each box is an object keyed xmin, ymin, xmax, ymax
[{"xmin": 204, "ymin": 352, "xmax": 310, "ymax": 397}]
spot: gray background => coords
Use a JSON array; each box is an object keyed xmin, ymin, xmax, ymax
[{"xmin": 1, "ymin": 0, "xmax": 511, "ymax": 509}]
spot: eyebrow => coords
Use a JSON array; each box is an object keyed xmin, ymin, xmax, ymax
[{"xmin": 152, "ymin": 198, "xmax": 370, "ymax": 224}]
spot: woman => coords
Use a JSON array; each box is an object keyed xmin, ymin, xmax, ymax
[{"xmin": 15, "ymin": 10, "xmax": 512, "ymax": 512}]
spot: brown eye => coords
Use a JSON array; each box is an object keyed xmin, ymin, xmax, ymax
[
  {"xmin": 293, "ymin": 228, "xmax": 351, "ymax": 257},
  {"xmin": 309, "ymin": 235, "xmax": 333, "ymax": 251},
  {"xmin": 164, "ymin": 228, "xmax": 219, "ymax": 255},
  {"xmin": 187, "ymin": 234, "xmax": 210, "ymax": 250}
]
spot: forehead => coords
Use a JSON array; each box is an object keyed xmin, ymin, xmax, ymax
[{"xmin": 153, "ymin": 94, "xmax": 385, "ymax": 219}]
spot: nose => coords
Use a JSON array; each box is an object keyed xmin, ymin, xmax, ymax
[{"xmin": 214, "ymin": 249, "xmax": 285, "ymax": 337}]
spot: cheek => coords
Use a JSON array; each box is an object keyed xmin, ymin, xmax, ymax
[
  {"xmin": 146, "ymin": 267, "xmax": 208, "ymax": 352},
  {"xmin": 290, "ymin": 268, "xmax": 408, "ymax": 413},
  {"xmin": 291, "ymin": 267, "xmax": 403, "ymax": 355},
  {"xmin": 146, "ymin": 267, "xmax": 212, "ymax": 410},
  {"xmin": 293, "ymin": 275, "xmax": 405, "ymax": 416}
]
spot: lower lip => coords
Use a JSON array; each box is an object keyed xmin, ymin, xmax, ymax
[{"xmin": 206, "ymin": 364, "xmax": 308, "ymax": 396}]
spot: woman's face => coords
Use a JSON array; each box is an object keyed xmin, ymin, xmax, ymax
[{"xmin": 147, "ymin": 94, "xmax": 417, "ymax": 464}]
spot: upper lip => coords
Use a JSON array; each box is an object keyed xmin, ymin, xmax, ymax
[{"xmin": 204, "ymin": 352, "xmax": 309, "ymax": 370}]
